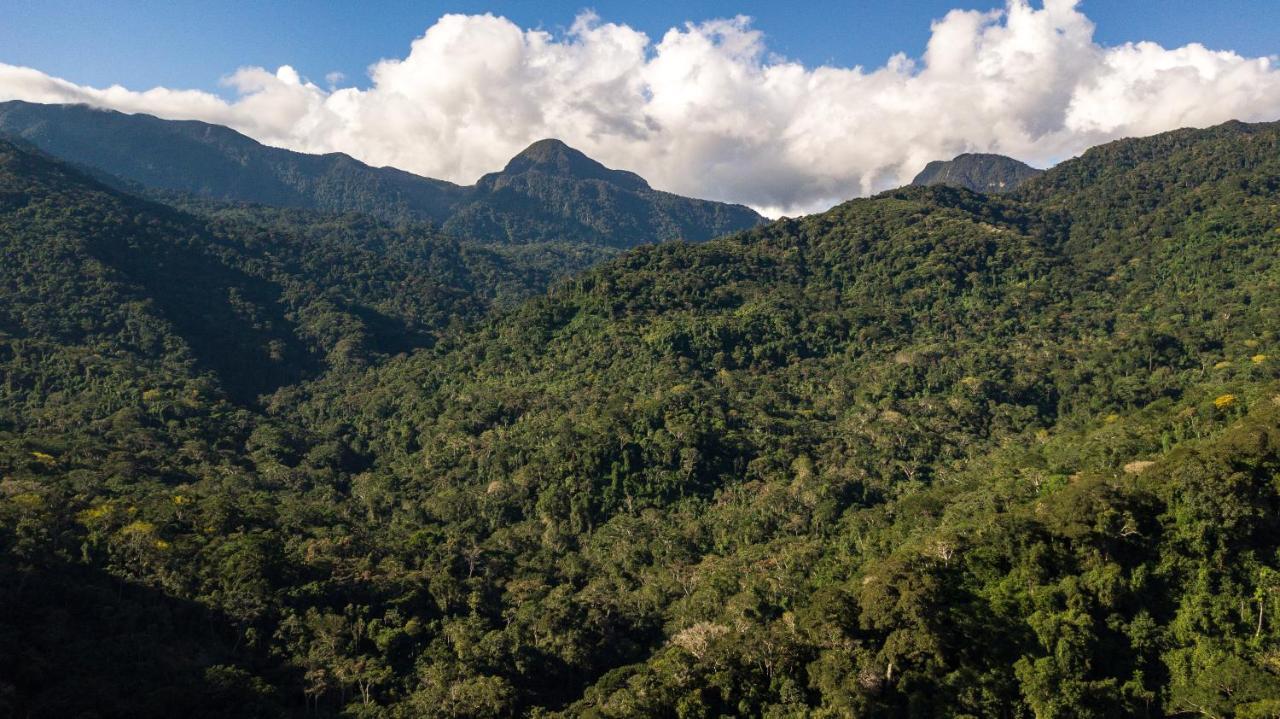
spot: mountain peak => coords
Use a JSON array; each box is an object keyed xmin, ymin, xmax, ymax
[
  {"xmin": 0, "ymin": 101, "xmax": 763, "ymax": 249},
  {"xmin": 511, "ymin": 138, "xmax": 575, "ymax": 161},
  {"xmin": 911, "ymin": 153, "xmax": 1042, "ymax": 194},
  {"xmin": 494, "ymin": 138, "xmax": 649, "ymax": 189}
]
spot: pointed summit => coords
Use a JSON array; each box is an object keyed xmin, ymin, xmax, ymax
[
  {"xmin": 490, "ymin": 138, "xmax": 649, "ymax": 190},
  {"xmin": 452, "ymin": 137, "xmax": 762, "ymax": 247},
  {"xmin": 911, "ymin": 153, "xmax": 1042, "ymax": 194},
  {"xmin": 504, "ymin": 139, "xmax": 586, "ymax": 172}
]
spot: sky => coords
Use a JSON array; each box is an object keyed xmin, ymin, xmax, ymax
[{"xmin": 2, "ymin": 0, "xmax": 1279, "ymax": 215}]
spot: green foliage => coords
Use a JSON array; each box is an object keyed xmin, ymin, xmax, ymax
[{"xmin": 3, "ymin": 118, "xmax": 1280, "ymax": 717}]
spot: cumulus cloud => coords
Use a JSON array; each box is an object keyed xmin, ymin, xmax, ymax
[{"xmin": 2, "ymin": 0, "xmax": 1279, "ymax": 215}]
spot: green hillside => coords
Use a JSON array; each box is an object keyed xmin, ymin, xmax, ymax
[
  {"xmin": 2, "ymin": 120, "xmax": 1279, "ymax": 718},
  {"xmin": 0, "ymin": 137, "xmax": 605, "ymax": 408}
]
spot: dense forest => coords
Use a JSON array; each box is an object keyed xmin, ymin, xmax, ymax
[{"xmin": 1, "ymin": 116, "xmax": 1279, "ymax": 718}]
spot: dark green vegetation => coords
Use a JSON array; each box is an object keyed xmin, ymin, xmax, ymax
[
  {"xmin": 912, "ymin": 152, "xmax": 1042, "ymax": 194},
  {"xmin": 0, "ymin": 101, "xmax": 763, "ymax": 248},
  {"xmin": 2, "ymin": 117, "xmax": 1279, "ymax": 718},
  {"xmin": 0, "ymin": 138, "xmax": 608, "ymax": 402}
]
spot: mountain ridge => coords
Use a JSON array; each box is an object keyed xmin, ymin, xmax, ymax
[{"xmin": 0, "ymin": 100, "xmax": 764, "ymax": 248}]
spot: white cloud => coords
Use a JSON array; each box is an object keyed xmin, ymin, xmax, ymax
[{"xmin": 2, "ymin": 0, "xmax": 1279, "ymax": 216}]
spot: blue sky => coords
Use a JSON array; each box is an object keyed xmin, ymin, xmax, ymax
[{"xmin": 3, "ymin": 1, "xmax": 1278, "ymax": 94}]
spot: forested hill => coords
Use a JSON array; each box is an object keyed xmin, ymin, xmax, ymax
[
  {"xmin": 0, "ymin": 100, "xmax": 764, "ymax": 248},
  {"xmin": 911, "ymin": 152, "xmax": 1042, "ymax": 193},
  {"xmin": 2, "ymin": 118, "xmax": 1279, "ymax": 718},
  {"xmin": 0, "ymin": 138, "xmax": 592, "ymax": 405},
  {"xmin": 290, "ymin": 117, "xmax": 1280, "ymax": 716}
]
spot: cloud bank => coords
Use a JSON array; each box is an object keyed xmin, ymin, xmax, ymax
[{"xmin": 2, "ymin": 0, "xmax": 1279, "ymax": 215}]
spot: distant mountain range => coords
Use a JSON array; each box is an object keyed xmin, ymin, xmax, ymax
[
  {"xmin": 911, "ymin": 152, "xmax": 1042, "ymax": 193},
  {"xmin": 0, "ymin": 100, "xmax": 763, "ymax": 248}
]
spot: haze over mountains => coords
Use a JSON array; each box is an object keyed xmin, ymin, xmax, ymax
[
  {"xmin": 0, "ymin": 101, "xmax": 763, "ymax": 248},
  {"xmin": 1, "ymin": 96, "xmax": 1280, "ymax": 719}
]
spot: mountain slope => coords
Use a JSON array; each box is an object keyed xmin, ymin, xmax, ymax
[
  {"xmin": 0, "ymin": 139, "xmax": 583, "ymax": 408},
  {"xmin": 912, "ymin": 152, "xmax": 1042, "ymax": 193},
  {"xmin": 2, "ymin": 119, "xmax": 1279, "ymax": 718},
  {"xmin": 0, "ymin": 100, "xmax": 466, "ymax": 222},
  {"xmin": 296, "ymin": 118, "xmax": 1279, "ymax": 716},
  {"xmin": 0, "ymin": 101, "xmax": 764, "ymax": 248}
]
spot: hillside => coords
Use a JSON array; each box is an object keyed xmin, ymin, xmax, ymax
[
  {"xmin": 0, "ymin": 138, "xmax": 609, "ymax": 716},
  {"xmin": 0, "ymin": 100, "xmax": 465, "ymax": 221},
  {"xmin": 304, "ymin": 120, "xmax": 1277, "ymax": 716},
  {"xmin": 2, "ymin": 120, "xmax": 1279, "ymax": 718},
  {"xmin": 0, "ymin": 139, "xmax": 593, "ymax": 406},
  {"xmin": 912, "ymin": 152, "xmax": 1042, "ymax": 193},
  {"xmin": 0, "ymin": 101, "xmax": 764, "ymax": 248}
]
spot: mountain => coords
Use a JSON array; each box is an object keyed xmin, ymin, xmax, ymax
[
  {"xmin": 0, "ymin": 101, "xmax": 764, "ymax": 248},
  {"xmin": 0, "ymin": 100, "xmax": 466, "ymax": 221},
  {"xmin": 3, "ymin": 119, "xmax": 1280, "ymax": 718},
  {"xmin": 911, "ymin": 151, "xmax": 1042, "ymax": 193},
  {"xmin": 317, "ymin": 119, "xmax": 1280, "ymax": 716},
  {"xmin": 0, "ymin": 138, "xmax": 597, "ymax": 406},
  {"xmin": 485, "ymin": 138, "xmax": 651, "ymax": 188},
  {"xmin": 442, "ymin": 139, "xmax": 764, "ymax": 247},
  {"xmin": 0, "ymin": 138, "xmax": 626, "ymax": 715}
]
